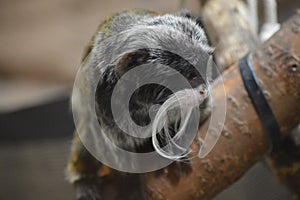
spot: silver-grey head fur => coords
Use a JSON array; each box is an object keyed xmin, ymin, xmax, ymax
[{"xmin": 72, "ymin": 11, "xmax": 213, "ymax": 167}]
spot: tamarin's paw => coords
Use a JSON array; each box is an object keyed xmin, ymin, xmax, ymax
[
  {"xmin": 156, "ymin": 160, "xmax": 192, "ymax": 185},
  {"xmin": 75, "ymin": 179, "xmax": 102, "ymax": 200}
]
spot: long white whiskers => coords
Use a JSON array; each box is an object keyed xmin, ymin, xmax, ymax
[{"xmin": 152, "ymin": 85, "xmax": 208, "ymax": 161}]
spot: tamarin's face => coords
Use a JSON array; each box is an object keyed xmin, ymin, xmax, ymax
[{"xmin": 79, "ymin": 11, "xmax": 213, "ymax": 153}]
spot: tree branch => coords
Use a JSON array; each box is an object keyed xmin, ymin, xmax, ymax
[{"xmin": 144, "ymin": 12, "xmax": 300, "ymax": 200}]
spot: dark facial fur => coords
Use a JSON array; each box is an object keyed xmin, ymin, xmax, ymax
[{"xmin": 95, "ymin": 48, "xmax": 207, "ymax": 152}]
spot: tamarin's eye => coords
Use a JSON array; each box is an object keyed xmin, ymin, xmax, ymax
[{"xmin": 187, "ymin": 72, "xmax": 197, "ymax": 80}]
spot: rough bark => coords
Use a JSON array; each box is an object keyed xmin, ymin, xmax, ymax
[
  {"xmin": 203, "ymin": 1, "xmax": 300, "ymax": 198},
  {"xmin": 144, "ymin": 12, "xmax": 300, "ymax": 200}
]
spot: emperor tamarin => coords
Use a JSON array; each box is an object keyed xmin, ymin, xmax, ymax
[{"xmin": 67, "ymin": 10, "xmax": 213, "ymax": 200}]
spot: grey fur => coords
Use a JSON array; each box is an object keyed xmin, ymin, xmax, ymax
[{"xmin": 72, "ymin": 11, "xmax": 213, "ymax": 173}]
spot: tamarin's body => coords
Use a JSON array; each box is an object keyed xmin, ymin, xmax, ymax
[{"xmin": 67, "ymin": 10, "xmax": 213, "ymax": 200}]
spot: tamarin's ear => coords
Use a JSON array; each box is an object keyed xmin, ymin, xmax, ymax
[
  {"xmin": 176, "ymin": 9, "xmax": 193, "ymax": 18},
  {"xmin": 115, "ymin": 49, "xmax": 150, "ymax": 77},
  {"xmin": 176, "ymin": 9, "xmax": 205, "ymax": 29},
  {"xmin": 195, "ymin": 16, "xmax": 204, "ymax": 28}
]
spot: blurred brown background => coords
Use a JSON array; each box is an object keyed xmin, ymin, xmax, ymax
[
  {"xmin": 0, "ymin": 0, "xmax": 202, "ymax": 112},
  {"xmin": 0, "ymin": 0, "xmax": 299, "ymax": 200}
]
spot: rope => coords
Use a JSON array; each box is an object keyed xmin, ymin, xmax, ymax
[
  {"xmin": 246, "ymin": 0, "xmax": 280, "ymax": 41},
  {"xmin": 263, "ymin": 0, "xmax": 278, "ymax": 24},
  {"xmin": 260, "ymin": 0, "xmax": 281, "ymax": 41}
]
